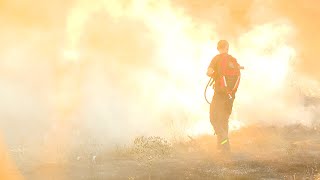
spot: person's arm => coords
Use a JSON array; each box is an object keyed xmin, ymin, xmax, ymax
[{"xmin": 206, "ymin": 56, "xmax": 217, "ymax": 77}]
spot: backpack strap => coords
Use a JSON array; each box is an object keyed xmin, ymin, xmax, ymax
[
  {"xmin": 218, "ymin": 57, "xmax": 241, "ymax": 99},
  {"xmin": 233, "ymin": 75, "xmax": 241, "ymax": 92}
]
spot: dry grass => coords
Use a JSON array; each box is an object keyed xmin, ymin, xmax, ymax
[{"xmin": 11, "ymin": 125, "xmax": 320, "ymax": 179}]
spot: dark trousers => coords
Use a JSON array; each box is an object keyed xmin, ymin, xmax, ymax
[{"xmin": 210, "ymin": 93, "xmax": 234, "ymax": 151}]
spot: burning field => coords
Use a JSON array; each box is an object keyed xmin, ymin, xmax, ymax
[{"xmin": 0, "ymin": 0, "xmax": 320, "ymax": 179}]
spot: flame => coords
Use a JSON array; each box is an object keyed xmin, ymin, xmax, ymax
[{"xmin": 63, "ymin": 0, "xmax": 295, "ymax": 136}]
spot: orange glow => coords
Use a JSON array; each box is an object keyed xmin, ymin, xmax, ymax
[
  {"xmin": 62, "ymin": 0, "xmax": 297, "ymax": 136},
  {"xmin": 0, "ymin": 136, "xmax": 23, "ymax": 180},
  {"xmin": 1, "ymin": 0, "xmax": 320, "ymax": 179}
]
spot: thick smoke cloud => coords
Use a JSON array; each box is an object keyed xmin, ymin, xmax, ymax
[
  {"xmin": 274, "ymin": 0, "xmax": 320, "ymax": 80},
  {"xmin": 174, "ymin": 0, "xmax": 320, "ymax": 126},
  {"xmin": 175, "ymin": 0, "xmax": 320, "ymax": 81},
  {"xmin": 0, "ymin": 0, "xmax": 319, "ymax": 153}
]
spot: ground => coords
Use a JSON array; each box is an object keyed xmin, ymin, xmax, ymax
[{"xmin": 8, "ymin": 125, "xmax": 320, "ymax": 179}]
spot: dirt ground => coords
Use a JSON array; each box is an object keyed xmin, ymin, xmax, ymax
[{"xmin": 7, "ymin": 125, "xmax": 320, "ymax": 180}]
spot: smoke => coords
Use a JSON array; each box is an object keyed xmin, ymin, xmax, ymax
[
  {"xmin": 173, "ymin": 0, "xmax": 320, "ymax": 125},
  {"xmin": 62, "ymin": 0, "xmax": 320, "ymax": 141},
  {"xmin": 0, "ymin": 0, "xmax": 319, "ymax": 153},
  {"xmin": 274, "ymin": 0, "xmax": 320, "ymax": 81}
]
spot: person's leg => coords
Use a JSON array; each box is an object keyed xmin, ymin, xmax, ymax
[
  {"xmin": 210, "ymin": 94, "xmax": 224, "ymax": 150},
  {"xmin": 219, "ymin": 98, "xmax": 235, "ymax": 152},
  {"xmin": 219, "ymin": 117, "xmax": 230, "ymax": 152}
]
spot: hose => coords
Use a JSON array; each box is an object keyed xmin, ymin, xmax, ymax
[
  {"xmin": 204, "ymin": 66, "xmax": 243, "ymax": 105},
  {"xmin": 204, "ymin": 77, "xmax": 214, "ymax": 104}
]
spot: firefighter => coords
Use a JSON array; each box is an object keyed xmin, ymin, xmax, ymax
[{"xmin": 207, "ymin": 40, "xmax": 241, "ymax": 153}]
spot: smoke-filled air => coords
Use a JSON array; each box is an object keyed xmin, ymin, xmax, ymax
[{"xmin": 0, "ymin": 0, "xmax": 319, "ymax": 179}]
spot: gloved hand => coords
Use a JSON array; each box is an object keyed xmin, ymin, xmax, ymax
[{"xmin": 206, "ymin": 67, "xmax": 214, "ymax": 77}]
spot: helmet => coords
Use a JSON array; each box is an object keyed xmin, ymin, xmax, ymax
[{"xmin": 217, "ymin": 40, "xmax": 229, "ymax": 50}]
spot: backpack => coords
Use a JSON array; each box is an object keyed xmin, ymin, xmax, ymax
[{"xmin": 215, "ymin": 56, "xmax": 241, "ymax": 99}]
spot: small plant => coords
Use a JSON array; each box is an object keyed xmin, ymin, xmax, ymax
[{"xmin": 132, "ymin": 136, "xmax": 172, "ymax": 161}]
